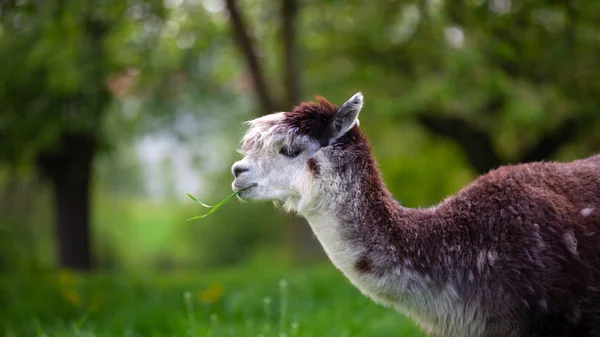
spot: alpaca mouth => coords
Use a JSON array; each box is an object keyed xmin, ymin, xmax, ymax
[{"xmin": 234, "ymin": 183, "xmax": 257, "ymax": 197}]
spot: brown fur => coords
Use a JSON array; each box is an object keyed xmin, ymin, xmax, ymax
[
  {"xmin": 307, "ymin": 157, "xmax": 320, "ymax": 177},
  {"xmin": 283, "ymin": 98, "xmax": 600, "ymax": 336},
  {"xmin": 284, "ymin": 96, "xmax": 340, "ymax": 146}
]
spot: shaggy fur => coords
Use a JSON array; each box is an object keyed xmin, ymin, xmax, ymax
[{"xmin": 231, "ymin": 93, "xmax": 600, "ymax": 337}]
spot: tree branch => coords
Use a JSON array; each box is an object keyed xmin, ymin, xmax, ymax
[
  {"xmin": 419, "ymin": 111, "xmax": 589, "ymax": 174},
  {"xmin": 281, "ymin": 0, "xmax": 300, "ymax": 107},
  {"xmin": 521, "ymin": 117, "xmax": 580, "ymax": 163},
  {"xmin": 224, "ymin": 0, "xmax": 277, "ymax": 114},
  {"xmin": 417, "ymin": 114, "xmax": 503, "ymax": 174},
  {"xmin": 280, "ymin": 0, "xmax": 324, "ymax": 263}
]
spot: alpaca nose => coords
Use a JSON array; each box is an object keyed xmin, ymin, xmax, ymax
[{"xmin": 232, "ymin": 163, "xmax": 249, "ymax": 178}]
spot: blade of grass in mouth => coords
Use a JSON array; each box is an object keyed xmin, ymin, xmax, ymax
[{"xmin": 185, "ymin": 186, "xmax": 251, "ymax": 221}]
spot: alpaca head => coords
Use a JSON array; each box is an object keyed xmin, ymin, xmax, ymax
[{"xmin": 231, "ymin": 92, "xmax": 364, "ymax": 210}]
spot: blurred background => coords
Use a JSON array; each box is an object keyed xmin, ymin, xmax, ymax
[{"xmin": 1, "ymin": 0, "xmax": 599, "ymax": 336}]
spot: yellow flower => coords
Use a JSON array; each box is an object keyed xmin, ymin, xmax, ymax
[
  {"xmin": 196, "ymin": 284, "xmax": 224, "ymax": 303},
  {"xmin": 57, "ymin": 269, "xmax": 78, "ymax": 287},
  {"xmin": 61, "ymin": 289, "xmax": 82, "ymax": 307}
]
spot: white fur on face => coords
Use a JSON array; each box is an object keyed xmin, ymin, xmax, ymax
[
  {"xmin": 231, "ymin": 113, "xmax": 320, "ymax": 204},
  {"xmin": 231, "ymin": 92, "xmax": 363, "ymax": 206}
]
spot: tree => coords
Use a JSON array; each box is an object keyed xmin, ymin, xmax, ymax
[
  {"xmin": 224, "ymin": 0, "xmax": 324, "ymax": 262},
  {"xmin": 263, "ymin": 0, "xmax": 599, "ymax": 175},
  {"xmin": 331, "ymin": 0, "xmax": 600, "ymax": 174},
  {"xmin": 0, "ymin": 0, "xmax": 165, "ymax": 270},
  {"xmin": 410, "ymin": 0, "xmax": 600, "ymax": 173},
  {"xmin": 220, "ymin": 0, "xmax": 600, "ymax": 260}
]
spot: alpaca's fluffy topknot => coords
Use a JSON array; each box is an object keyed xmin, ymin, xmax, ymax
[
  {"xmin": 239, "ymin": 97, "xmax": 341, "ymax": 154},
  {"xmin": 283, "ymin": 96, "xmax": 340, "ymax": 146}
]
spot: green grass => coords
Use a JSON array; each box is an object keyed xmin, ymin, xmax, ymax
[
  {"xmin": 185, "ymin": 189, "xmax": 243, "ymax": 221},
  {"xmin": 1, "ymin": 263, "xmax": 425, "ymax": 337}
]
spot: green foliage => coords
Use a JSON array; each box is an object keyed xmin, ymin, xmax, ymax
[
  {"xmin": 0, "ymin": 174, "xmax": 55, "ymax": 272},
  {"xmin": 1, "ymin": 1, "xmax": 600, "ymax": 333},
  {"xmin": 295, "ymin": 0, "xmax": 600, "ymax": 163},
  {"xmin": 0, "ymin": 0, "xmax": 165, "ymax": 165},
  {"xmin": 2, "ymin": 0, "xmax": 600, "ymax": 288},
  {"xmin": 0, "ymin": 264, "xmax": 425, "ymax": 337},
  {"xmin": 92, "ymin": 181, "xmax": 284, "ymax": 269}
]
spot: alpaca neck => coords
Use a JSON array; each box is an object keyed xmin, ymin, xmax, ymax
[
  {"xmin": 297, "ymin": 152, "xmax": 474, "ymax": 336},
  {"xmin": 299, "ymin": 150, "xmax": 427, "ymax": 285},
  {"xmin": 294, "ymin": 134, "xmax": 493, "ymax": 336}
]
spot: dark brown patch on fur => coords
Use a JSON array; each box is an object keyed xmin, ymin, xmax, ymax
[
  {"xmin": 307, "ymin": 157, "xmax": 320, "ymax": 177},
  {"xmin": 354, "ymin": 254, "xmax": 386, "ymax": 278},
  {"xmin": 355, "ymin": 255, "xmax": 374, "ymax": 274},
  {"xmin": 283, "ymin": 96, "xmax": 339, "ymax": 146}
]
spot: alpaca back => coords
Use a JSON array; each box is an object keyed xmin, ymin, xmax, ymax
[{"xmin": 435, "ymin": 155, "xmax": 600, "ymax": 336}]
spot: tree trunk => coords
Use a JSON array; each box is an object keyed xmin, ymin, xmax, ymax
[
  {"xmin": 280, "ymin": 0, "xmax": 324, "ymax": 264},
  {"xmin": 225, "ymin": 0, "xmax": 278, "ymax": 113},
  {"xmin": 37, "ymin": 133, "xmax": 96, "ymax": 270},
  {"xmin": 225, "ymin": 0, "xmax": 325, "ymax": 264},
  {"xmin": 282, "ymin": 0, "xmax": 300, "ymax": 108}
]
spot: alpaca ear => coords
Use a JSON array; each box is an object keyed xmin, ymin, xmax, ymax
[{"xmin": 331, "ymin": 92, "xmax": 363, "ymax": 140}]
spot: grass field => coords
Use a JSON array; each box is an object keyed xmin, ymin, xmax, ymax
[{"xmin": 1, "ymin": 263, "xmax": 425, "ymax": 337}]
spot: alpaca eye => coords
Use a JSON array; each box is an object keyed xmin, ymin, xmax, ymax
[{"xmin": 279, "ymin": 146, "xmax": 302, "ymax": 158}]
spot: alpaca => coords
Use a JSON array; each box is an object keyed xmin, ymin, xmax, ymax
[{"xmin": 230, "ymin": 92, "xmax": 600, "ymax": 337}]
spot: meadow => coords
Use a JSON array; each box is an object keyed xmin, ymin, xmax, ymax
[
  {"xmin": 1, "ymin": 263, "xmax": 425, "ymax": 337},
  {"xmin": 3, "ymin": 1, "xmax": 598, "ymax": 336}
]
